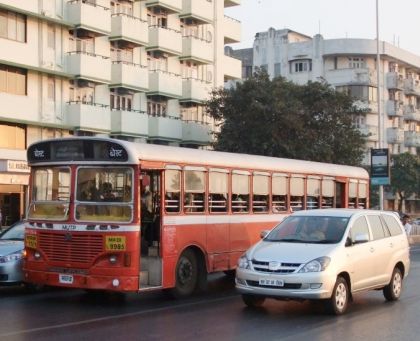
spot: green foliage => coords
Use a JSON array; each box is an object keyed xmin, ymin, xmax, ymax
[
  {"xmin": 206, "ymin": 70, "xmax": 367, "ymax": 166},
  {"xmin": 387, "ymin": 153, "xmax": 420, "ymax": 211}
]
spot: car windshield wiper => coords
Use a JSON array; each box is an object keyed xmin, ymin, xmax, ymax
[
  {"xmin": 1, "ymin": 238, "xmax": 23, "ymax": 241},
  {"xmin": 267, "ymin": 238, "xmax": 306, "ymax": 243}
]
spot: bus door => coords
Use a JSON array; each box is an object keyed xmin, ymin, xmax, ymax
[
  {"xmin": 335, "ymin": 180, "xmax": 346, "ymax": 208},
  {"xmin": 139, "ymin": 169, "xmax": 162, "ymax": 289}
]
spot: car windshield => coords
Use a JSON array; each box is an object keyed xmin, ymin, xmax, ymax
[
  {"xmin": 0, "ymin": 222, "xmax": 25, "ymax": 241},
  {"xmin": 265, "ymin": 215, "xmax": 349, "ymax": 244}
]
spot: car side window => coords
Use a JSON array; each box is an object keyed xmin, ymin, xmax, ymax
[
  {"xmin": 367, "ymin": 215, "xmax": 387, "ymax": 240},
  {"xmin": 382, "ymin": 214, "xmax": 403, "ymax": 236},
  {"xmin": 350, "ymin": 216, "xmax": 370, "ymax": 241}
]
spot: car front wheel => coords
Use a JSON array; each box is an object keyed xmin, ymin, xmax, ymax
[
  {"xmin": 383, "ymin": 267, "xmax": 402, "ymax": 301},
  {"xmin": 325, "ymin": 276, "xmax": 349, "ymax": 315}
]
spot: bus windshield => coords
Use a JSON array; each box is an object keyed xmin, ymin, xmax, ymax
[
  {"xmin": 75, "ymin": 167, "xmax": 133, "ymax": 222},
  {"xmin": 28, "ymin": 167, "xmax": 71, "ymax": 220}
]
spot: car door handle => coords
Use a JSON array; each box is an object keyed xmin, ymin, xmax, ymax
[{"xmin": 370, "ymin": 247, "xmax": 375, "ymax": 252}]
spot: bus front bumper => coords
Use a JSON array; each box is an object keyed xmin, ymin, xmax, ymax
[{"xmin": 24, "ymin": 269, "xmax": 139, "ymax": 292}]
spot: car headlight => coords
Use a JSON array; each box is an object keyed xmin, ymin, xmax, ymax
[
  {"xmin": 237, "ymin": 255, "xmax": 251, "ymax": 269},
  {"xmin": 0, "ymin": 250, "xmax": 24, "ymax": 263},
  {"xmin": 299, "ymin": 257, "xmax": 331, "ymax": 273}
]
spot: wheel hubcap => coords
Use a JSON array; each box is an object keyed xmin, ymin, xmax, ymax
[
  {"xmin": 335, "ymin": 283, "xmax": 347, "ymax": 310},
  {"xmin": 393, "ymin": 272, "xmax": 402, "ymax": 297}
]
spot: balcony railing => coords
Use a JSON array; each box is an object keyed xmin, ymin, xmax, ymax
[
  {"xmin": 223, "ymin": 55, "xmax": 241, "ymax": 80},
  {"xmin": 110, "ymin": 13, "xmax": 149, "ymax": 46},
  {"xmin": 66, "ymin": 101, "xmax": 111, "ymax": 132},
  {"xmin": 147, "ymin": 26, "xmax": 182, "ymax": 56},
  {"xmin": 148, "ymin": 115, "xmax": 183, "ymax": 141},
  {"xmin": 386, "ymin": 100, "xmax": 404, "ymax": 117},
  {"xmin": 403, "ymin": 105, "xmax": 420, "ymax": 122},
  {"xmin": 111, "ymin": 109, "xmax": 149, "ymax": 136},
  {"xmin": 182, "ymin": 121, "xmax": 211, "ymax": 144},
  {"xmin": 180, "ymin": 0, "xmax": 213, "ymax": 24},
  {"xmin": 358, "ymin": 124, "xmax": 378, "ymax": 142},
  {"xmin": 326, "ymin": 68, "xmax": 377, "ymax": 86},
  {"xmin": 181, "ymin": 36, "xmax": 213, "ymax": 64},
  {"xmin": 66, "ymin": 51, "xmax": 111, "ymax": 83},
  {"xmin": 223, "ymin": 15, "xmax": 241, "ymax": 44},
  {"xmin": 386, "ymin": 127, "xmax": 405, "ymax": 144},
  {"xmin": 181, "ymin": 78, "xmax": 211, "ymax": 103},
  {"xmin": 404, "ymin": 77, "xmax": 420, "ymax": 96},
  {"xmin": 386, "ymin": 72, "xmax": 404, "ymax": 90},
  {"xmin": 404, "ymin": 131, "xmax": 420, "ymax": 148},
  {"xmin": 148, "ymin": 69, "xmax": 182, "ymax": 98},
  {"xmin": 66, "ymin": 0, "xmax": 111, "ymax": 35},
  {"xmin": 111, "ymin": 61, "xmax": 149, "ymax": 91}
]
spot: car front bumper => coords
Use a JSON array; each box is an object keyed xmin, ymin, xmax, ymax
[
  {"xmin": 0, "ymin": 259, "xmax": 23, "ymax": 284},
  {"xmin": 235, "ymin": 267, "xmax": 336, "ymax": 300}
]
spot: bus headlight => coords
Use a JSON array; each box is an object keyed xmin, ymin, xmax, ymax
[
  {"xmin": 34, "ymin": 251, "xmax": 41, "ymax": 260},
  {"xmin": 109, "ymin": 255, "xmax": 117, "ymax": 264}
]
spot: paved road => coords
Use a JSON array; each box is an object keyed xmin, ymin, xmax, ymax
[{"xmin": 1, "ymin": 246, "xmax": 420, "ymax": 341}]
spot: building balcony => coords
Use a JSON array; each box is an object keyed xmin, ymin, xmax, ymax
[
  {"xmin": 145, "ymin": 0, "xmax": 182, "ymax": 14},
  {"xmin": 66, "ymin": 0, "xmax": 111, "ymax": 36},
  {"xmin": 111, "ymin": 62, "xmax": 149, "ymax": 92},
  {"xmin": 223, "ymin": 15, "xmax": 241, "ymax": 44},
  {"xmin": 181, "ymin": 36, "xmax": 213, "ymax": 64},
  {"xmin": 0, "ymin": 92, "xmax": 37, "ymax": 123},
  {"xmin": 66, "ymin": 101, "xmax": 111, "ymax": 133},
  {"xmin": 147, "ymin": 26, "xmax": 182, "ymax": 56},
  {"xmin": 223, "ymin": 55, "xmax": 241, "ymax": 80},
  {"xmin": 386, "ymin": 100, "xmax": 404, "ymax": 117},
  {"xmin": 111, "ymin": 110, "xmax": 149, "ymax": 137},
  {"xmin": 148, "ymin": 116, "xmax": 182, "ymax": 142},
  {"xmin": 182, "ymin": 121, "xmax": 211, "ymax": 144},
  {"xmin": 403, "ymin": 105, "xmax": 420, "ymax": 122},
  {"xmin": 358, "ymin": 124, "xmax": 378, "ymax": 142},
  {"xmin": 386, "ymin": 127, "xmax": 404, "ymax": 144},
  {"xmin": 148, "ymin": 70, "xmax": 182, "ymax": 98},
  {"xmin": 180, "ymin": 78, "xmax": 212, "ymax": 103},
  {"xmin": 224, "ymin": 0, "xmax": 241, "ymax": 7},
  {"xmin": 0, "ymin": 0, "xmax": 38, "ymax": 15},
  {"xmin": 404, "ymin": 131, "xmax": 420, "ymax": 148},
  {"xmin": 326, "ymin": 68, "xmax": 377, "ymax": 86},
  {"xmin": 110, "ymin": 13, "xmax": 149, "ymax": 46},
  {"xmin": 180, "ymin": 0, "xmax": 213, "ymax": 24},
  {"xmin": 404, "ymin": 78, "xmax": 420, "ymax": 96},
  {"xmin": 66, "ymin": 52, "xmax": 111, "ymax": 83},
  {"xmin": 353, "ymin": 100, "xmax": 378, "ymax": 114},
  {"xmin": 386, "ymin": 72, "xmax": 404, "ymax": 90}
]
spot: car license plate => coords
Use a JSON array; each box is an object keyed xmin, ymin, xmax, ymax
[
  {"xmin": 59, "ymin": 274, "xmax": 74, "ymax": 284},
  {"xmin": 259, "ymin": 278, "xmax": 284, "ymax": 287}
]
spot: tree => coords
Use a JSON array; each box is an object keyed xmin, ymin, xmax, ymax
[
  {"xmin": 387, "ymin": 153, "xmax": 420, "ymax": 212},
  {"xmin": 206, "ymin": 70, "xmax": 367, "ymax": 166}
]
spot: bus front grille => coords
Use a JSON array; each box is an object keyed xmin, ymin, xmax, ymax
[{"xmin": 38, "ymin": 232, "xmax": 103, "ymax": 265}]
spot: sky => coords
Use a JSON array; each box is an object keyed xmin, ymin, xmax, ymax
[{"xmin": 225, "ymin": 0, "xmax": 420, "ymax": 55}]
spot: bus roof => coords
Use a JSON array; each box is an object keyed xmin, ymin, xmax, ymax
[{"xmin": 28, "ymin": 137, "xmax": 369, "ymax": 179}]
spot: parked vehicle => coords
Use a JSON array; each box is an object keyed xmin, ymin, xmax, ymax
[
  {"xmin": 0, "ymin": 221, "xmax": 25, "ymax": 285},
  {"xmin": 236, "ymin": 209, "xmax": 410, "ymax": 315}
]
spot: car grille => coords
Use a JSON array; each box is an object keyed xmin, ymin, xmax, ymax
[
  {"xmin": 39, "ymin": 231, "xmax": 103, "ymax": 265},
  {"xmin": 0, "ymin": 274, "xmax": 8, "ymax": 281},
  {"xmin": 252, "ymin": 259, "xmax": 301, "ymax": 273},
  {"xmin": 246, "ymin": 280, "xmax": 302, "ymax": 289}
]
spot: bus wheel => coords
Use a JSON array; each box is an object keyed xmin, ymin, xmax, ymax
[{"xmin": 171, "ymin": 249, "xmax": 198, "ymax": 298}]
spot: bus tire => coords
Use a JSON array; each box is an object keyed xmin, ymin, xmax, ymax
[{"xmin": 171, "ymin": 249, "xmax": 198, "ymax": 298}]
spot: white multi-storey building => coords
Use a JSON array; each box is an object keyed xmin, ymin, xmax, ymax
[
  {"xmin": 0, "ymin": 0, "xmax": 242, "ymax": 224},
  {"xmin": 236, "ymin": 28, "xmax": 420, "ymax": 159},
  {"xmin": 232, "ymin": 27, "xmax": 420, "ymax": 212}
]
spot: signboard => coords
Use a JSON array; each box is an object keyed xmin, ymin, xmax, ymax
[{"xmin": 371, "ymin": 148, "xmax": 390, "ymax": 186}]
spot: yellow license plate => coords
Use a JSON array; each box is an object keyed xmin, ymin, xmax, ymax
[
  {"xmin": 105, "ymin": 236, "xmax": 126, "ymax": 251},
  {"xmin": 25, "ymin": 235, "xmax": 37, "ymax": 249}
]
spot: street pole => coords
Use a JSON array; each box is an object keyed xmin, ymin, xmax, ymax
[{"xmin": 376, "ymin": 0, "xmax": 384, "ymax": 210}]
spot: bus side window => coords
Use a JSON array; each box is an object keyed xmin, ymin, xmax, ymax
[
  {"xmin": 358, "ymin": 181, "xmax": 368, "ymax": 209},
  {"xmin": 253, "ymin": 173, "xmax": 269, "ymax": 213},
  {"xmin": 184, "ymin": 169, "xmax": 205, "ymax": 213},
  {"xmin": 209, "ymin": 170, "xmax": 228, "ymax": 213},
  {"xmin": 272, "ymin": 174, "xmax": 288, "ymax": 213},
  {"xmin": 306, "ymin": 177, "xmax": 320, "ymax": 210},
  {"xmin": 349, "ymin": 180, "xmax": 357, "ymax": 209},
  {"xmin": 232, "ymin": 172, "xmax": 249, "ymax": 213},
  {"xmin": 164, "ymin": 169, "xmax": 180, "ymax": 213},
  {"xmin": 321, "ymin": 178, "xmax": 334, "ymax": 208},
  {"xmin": 290, "ymin": 176, "xmax": 304, "ymax": 211}
]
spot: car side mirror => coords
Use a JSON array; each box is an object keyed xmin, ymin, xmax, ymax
[
  {"xmin": 353, "ymin": 233, "xmax": 369, "ymax": 244},
  {"xmin": 260, "ymin": 230, "xmax": 269, "ymax": 239}
]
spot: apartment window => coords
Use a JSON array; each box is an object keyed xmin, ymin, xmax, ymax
[
  {"xmin": 147, "ymin": 98, "xmax": 167, "ymax": 117},
  {"xmin": 336, "ymin": 85, "xmax": 377, "ymax": 102},
  {"xmin": 291, "ymin": 60, "xmax": 312, "ymax": 73},
  {"xmin": 110, "ymin": 89, "xmax": 132, "ymax": 111},
  {"xmin": 69, "ymin": 80, "xmax": 94, "ymax": 103},
  {"xmin": 110, "ymin": 0, "xmax": 133, "ymax": 15},
  {"xmin": 47, "ymin": 23, "xmax": 55, "ymax": 49},
  {"xmin": 0, "ymin": 64, "xmax": 27, "ymax": 95},
  {"xmin": 111, "ymin": 47, "xmax": 133, "ymax": 64},
  {"xmin": 147, "ymin": 8, "xmax": 167, "ymax": 28},
  {"xmin": 0, "ymin": 10, "xmax": 26, "ymax": 42},
  {"xmin": 0, "ymin": 123, "xmax": 25, "ymax": 149},
  {"xmin": 180, "ymin": 104, "xmax": 207, "ymax": 123},
  {"xmin": 348, "ymin": 57, "xmax": 365, "ymax": 69},
  {"xmin": 147, "ymin": 51, "xmax": 168, "ymax": 72},
  {"xmin": 69, "ymin": 37, "xmax": 94, "ymax": 54}
]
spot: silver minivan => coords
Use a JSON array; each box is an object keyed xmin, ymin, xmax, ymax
[{"xmin": 236, "ymin": 209, "xmax": 410, "ymax": 315}]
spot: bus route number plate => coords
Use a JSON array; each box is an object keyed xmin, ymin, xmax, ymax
[
  {"xmin": 59, "ymin": 274, "xmax": 74, "ymax": 284},
  {"xmin": 105, "ymin": 236, "xmax": 126, "ymax": 251}
]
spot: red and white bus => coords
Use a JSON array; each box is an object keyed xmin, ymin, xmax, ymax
[{"xmin": 23, "ymin": 137, "xmax": 369, "ymax": 296}]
